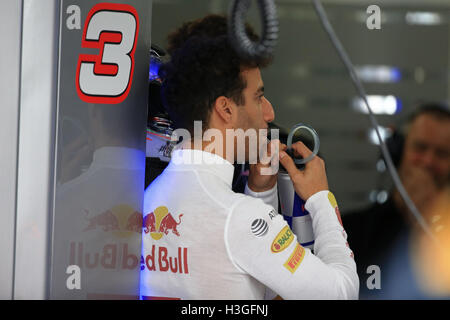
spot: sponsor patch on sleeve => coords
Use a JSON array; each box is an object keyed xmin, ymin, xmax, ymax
[
  {"xmin": 327, "ymin": 191, "xmax": 338, "ymax": 208},
  {"xmin": 328, "ymin": 192, "xmax": 343, "ymax": 227},
  {"xmin": 251, "ymin": 218, "xmax": 269, "ymax": 237},
  {"xmin": 283, "ymin": 243, "xmax": 305, "ymax": 274},
  {"xmin": 271, "ymin": 226, "xmax": 294, "ymax": 253},
  {"xmin": 268, "ymin": 209, "xmax": 277, "ymax": 220}
]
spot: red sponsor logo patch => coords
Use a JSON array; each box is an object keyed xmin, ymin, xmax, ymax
[{"xmin": 283, "ymin": 243, "xmax": 305, "ymax": 274}]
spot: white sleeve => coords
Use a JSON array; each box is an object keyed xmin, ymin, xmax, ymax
[
  {"xmin": 225, "ymin": 190, "xmax": 359, "ymax": 300},
  {"xmin": 244, "ymin": 183, "xmax": 280, "ymax": 300},
  {"xmin": 244, "ymin": 182, "xmax": 278, "ymax": 210}
]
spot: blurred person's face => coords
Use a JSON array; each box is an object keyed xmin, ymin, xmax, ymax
[{"xmin": 401, "ymin": 114, "xmax": 450, "ymax": 188}]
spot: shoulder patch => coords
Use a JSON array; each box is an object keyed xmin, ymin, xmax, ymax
[
  {"xmin": 251, "ymin": 218, "xmax": 269, "ymax": 237},
  {"xmin": 271, "ymin": 226, "xmax": 294, "ymax": 253},
  {"xmin": 328, "ymin": 192, "xmax": 338, "ymax": 208},
  {"xmin": 283, "ymin": 243, "xmax": 305, "ymax": 274}
]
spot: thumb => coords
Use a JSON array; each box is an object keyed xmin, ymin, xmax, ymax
[{"xmin": 279, "ymin": 150, "xmax": 301, "ymax": 180}]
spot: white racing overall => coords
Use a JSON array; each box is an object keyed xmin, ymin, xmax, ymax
[{"xmin": 140, "ymin": 149, "xmax": 358, "ymax": 300}]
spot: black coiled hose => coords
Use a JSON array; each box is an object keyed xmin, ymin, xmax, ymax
[{"xmin": 228, "ymin": 0, "xmax": 279, "ymax": 60}]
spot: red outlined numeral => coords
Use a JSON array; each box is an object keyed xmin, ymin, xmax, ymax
[{"xmin": 76, "ymin": 3, "xmax": 139, "ymax": 104}]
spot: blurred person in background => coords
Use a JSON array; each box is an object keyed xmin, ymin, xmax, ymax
[{"xmin": 343, "ymin": 103, "xmax": 450, "ymax": 299}]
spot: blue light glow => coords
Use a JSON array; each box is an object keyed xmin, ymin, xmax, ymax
[
  {"xmin": 391, "ymin": 68, "xmax": 402, "ymax": 82},
  {"xmin": 356, "ymin": 65, "xmax": 402, "ymax": 83},
  {"xmin": 149, "ymin": 62, "xmax": 160, "ymax": 81},
  {"xmin": 395, "ymin": 97, "xmax": 403, "ymax": 114},
  {"xmin": 352, "ymin": 95, "xmax": 402, "ymax": 115}
]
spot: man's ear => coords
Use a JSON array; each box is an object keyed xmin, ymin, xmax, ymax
[{"xmin": 213, "ymin": 96, "xmax": 234, "ymax": 124}]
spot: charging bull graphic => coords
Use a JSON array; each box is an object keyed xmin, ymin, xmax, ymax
[
  {"xmin": 83, "ymin": 209, "xmax": 119, "ymax": 232},
  {"xmin": 143, "ymin": 206, "xmax": 183, "ymax": 240},
  {"xmin": 143, "ymin": 211, "xmax": 156, "ymax": 233},
  {"xmin": 82, "ymin": 206, "xmax": 143, "ymax": 235},
  {"xmin": 126, "ymin": 211, "xmax": 143, "ymax": 233}
]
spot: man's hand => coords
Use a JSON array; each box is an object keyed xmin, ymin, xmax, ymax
[
  {"xmin": 279, "ymin": 141, "xmax": 329, "ymax": 201},
  {"xmin": 247, "ymin": 140, "xmax": 286, "ymax": 192}
]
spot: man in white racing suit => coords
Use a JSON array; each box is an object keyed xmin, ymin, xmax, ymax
[{"xmin": 140, "ymin": 19, "xmax": 358, "ymax": 300}]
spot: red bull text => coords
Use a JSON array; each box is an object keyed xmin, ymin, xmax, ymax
[
  {"xmin": 142, "ymin": 206, "xmax": 189, "ymax": 274},
  {"xmin": 69, "ymin": 242, "xmax": 139, "ymax": 270},
  {"xmin": 142, "ymin": 245, "xmax": 189, "ymax": 274}
]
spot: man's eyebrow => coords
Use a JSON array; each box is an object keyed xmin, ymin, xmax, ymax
[{"xmin": 255, "ymin": 86, "xmax": 264, "ymax": 95}]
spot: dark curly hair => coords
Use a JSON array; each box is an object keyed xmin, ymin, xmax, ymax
[
  {"xmin": 166, "ymin": 14, "xmax": 259, "ymax": 56},
  {"xmin": 160, "ymin": 16, "xmax": 272, "ymax": 134}
]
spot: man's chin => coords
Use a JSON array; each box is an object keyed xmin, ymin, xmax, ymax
[{"xmin": 435, "ymin": 177, "xmax": 450, "ymax": 189}]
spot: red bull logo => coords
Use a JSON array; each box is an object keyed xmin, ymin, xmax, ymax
[
  {"xmin": 143, "ymin": 206, "xmax": 183, "ymax": 240},
  {"xmin": 142, "ymin": 206, "xmax": 189, "ymax": 274},
  {"xmin": 76, "ymin": 205, "xmax": 143, "ymax": 271},
  {"xmin": 83, "ymin": 205, "xmax": 143, "ymax": 237},
  {"xmin": 125, "ymin": 210, "xmax": 144, "ymax": 233},
  {"xmin": 84, "ymin": 209, "xmax": 119, "ymax": 232}
]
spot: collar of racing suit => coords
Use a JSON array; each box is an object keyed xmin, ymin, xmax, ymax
[{"xmin": 167, "ymin": 149, "xmax": 235, "ymax": 188}]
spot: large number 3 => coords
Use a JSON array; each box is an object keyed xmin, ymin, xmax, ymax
[{"xmin": 76, "ymin": 3, "xmax": 139, "ymax": 104}]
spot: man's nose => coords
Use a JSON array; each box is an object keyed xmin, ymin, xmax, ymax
[
  {"xmin": 420, "ymin": 149, "xmax": 437, "ymax": 170},
  {"xmin": 262, "ymin": 97, "xmax": 275, "ymax": 123}
]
